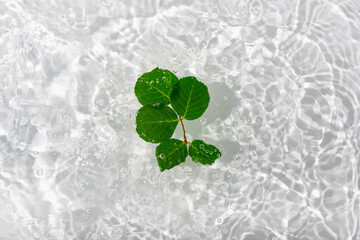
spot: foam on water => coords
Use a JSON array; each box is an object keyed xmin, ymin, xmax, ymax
[{"xmin": 1, "ymin": 0, "xmax": 360, "ymax": 239}]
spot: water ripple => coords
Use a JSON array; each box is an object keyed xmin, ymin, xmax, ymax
[{"xmin": 1, "ymin": 0, "xmax": 360, "ymax": 239}]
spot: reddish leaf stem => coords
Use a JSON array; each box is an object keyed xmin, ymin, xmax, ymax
[{"xmin": 179, "ymin": 117, "xmax": 190, "ymax": 144}]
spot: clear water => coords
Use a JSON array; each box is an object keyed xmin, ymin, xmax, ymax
[{"xmin": 1, "ymin": 0, "xmax": 360, "ymax": 239}]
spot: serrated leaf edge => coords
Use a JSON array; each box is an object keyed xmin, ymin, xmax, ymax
[{"xmin": 157, "ymin": 140, "xmax": 188, "ymax": 171}]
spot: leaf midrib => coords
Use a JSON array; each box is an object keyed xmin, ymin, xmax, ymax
[
  {"xmin": 144, "ymin": 81, "xmax": 170, "ymax": 100},
  {"xmin": 142, "ymin": 119, "xmax": 179, "ymax": 124},
  {"xmin": 190, "ymin": 143, "xmax": 210, "ymax": 160},
  {"xmin": 183, "ymin": 81, "xmax": 195, "ymax": 118},
  {"xmin": 166, "ymin": 142, "xmax": 186, "ymax": 159}
]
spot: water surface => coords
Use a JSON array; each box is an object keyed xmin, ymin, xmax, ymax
[{"xmin": 1, "ymin": 0, "xmax": 360, "ymax": 239}]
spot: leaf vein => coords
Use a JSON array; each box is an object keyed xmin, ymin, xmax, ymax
[
  {"xmin": 166, "ymin": 142, "xmax": 186, "ymax": 159},
  {"xmin": 183, "ymin": 81, "xmax": 195, "ymax": 118},
  {"xmin": 144, "ymin": 82, "xmax": 170, "ymax": 100}
]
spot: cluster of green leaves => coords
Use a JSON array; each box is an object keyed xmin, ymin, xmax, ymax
[{"xmin": 135, "ymin": 67, "xmax": 221, "ymax": 171}]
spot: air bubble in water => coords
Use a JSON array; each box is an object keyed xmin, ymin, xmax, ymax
[
  {"xmin": 216, "ymin": 217, "xmax": 223, "ymax": 225},
  {"xmin": 30, "ymin": 151, "xmax": 39, "ymax": 157},
  {"xmin": 34, "ymin": 168, "xmax": 44, "ymax": 178},
  {"xmin": 17, "ymin": 142, "xmax": 27, "ymax": 151}
]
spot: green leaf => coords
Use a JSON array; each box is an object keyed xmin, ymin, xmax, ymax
[
  {"xmin": 156, "ymin": 139, "xmax": 188, "ymax": 171},
  {"xmin": 189, "ymin": 140, "xmax": 221, "ymax": 165},
  {"xmin": 136, "ymin": 105, "xmax": 179, "ymax": 143},
  {"xmin": 170, "ymin": 76, "xmax": 210, "ymax": 120},
  {"xmin": 135, "ymin": 67, "xmax": 178, "ymax": 105}
]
